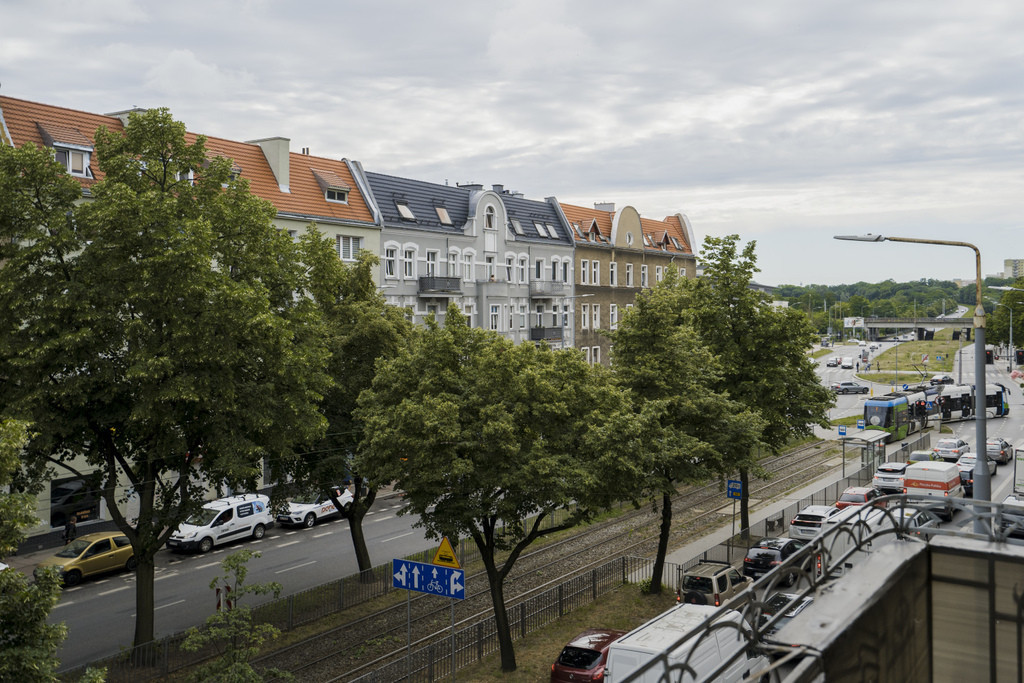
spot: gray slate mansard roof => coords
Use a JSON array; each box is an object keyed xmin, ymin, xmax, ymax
[{"xmin": 362, "ymin": 171, "xmax": 572, "ymax": 244}]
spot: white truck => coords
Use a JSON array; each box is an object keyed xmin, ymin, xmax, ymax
[{"xmin": 604, "ymin": 603, "xmax": 767, "ymax": 682}]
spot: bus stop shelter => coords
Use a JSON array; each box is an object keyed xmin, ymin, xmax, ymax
[{"xmin": 838, "ymin": 430, "xmax": 891, "ymax": 475}]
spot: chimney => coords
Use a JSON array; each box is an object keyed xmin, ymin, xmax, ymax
[
  {"xmin": 104, "ymin": 107, "xmax": 148, "ymax": 124},
  {"xmin": 492, "ymin": 184, "xmax": 504, "ymax": 193},
  {"xmin": 248, "ymin": 137, "xmax": 290, "ymax": 193},
  {"xmin": 594, "ymin": 201, "xmax": 615, "ymax": 212}
]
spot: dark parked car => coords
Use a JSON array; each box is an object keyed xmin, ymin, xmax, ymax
[
  {"xmin": 960, "ymin": 468, "xmax": 974, "ymax": 497},
  {"xmin": 930, "ymin": 374, "xmax": 955, "ymax": 385},
  {"xmin": 742, "ymin": 537, "xmax": 807, "ymax": 585},
  {"xmin": 550, "ymin": 628, "xmax": 627, "ymax": 683},
  {"xmin": 830, "ymin": 381, "xmax": 869, "ymax": 394}
]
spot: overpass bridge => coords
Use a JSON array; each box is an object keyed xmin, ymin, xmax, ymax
[{"xmin": 857, "ymin": 317, "xmax": 973, "ymax": 340}]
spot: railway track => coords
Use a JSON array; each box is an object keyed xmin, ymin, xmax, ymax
[{"xmin": 257, "ymin": 439, "xmax": 838, "ymax": 681}]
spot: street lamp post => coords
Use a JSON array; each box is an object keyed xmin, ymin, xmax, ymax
[{"xmin": 834, "ymin": 234, "xmax": 991, "ymax": 515}]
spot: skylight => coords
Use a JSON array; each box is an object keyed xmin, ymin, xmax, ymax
[
  {"xmin": 396, "ymin": 202, "xmax": 416, "ymax": 220},
  {"xmin": 534, "ymin": 222, "xmax": 548, "ymax": 238},
  {"xmin": 511, "ymin": 219, "xmax": 525, "ymax": 235},
  {"xmin": 436, "ymin": 206, "xmax": 453, "ymax": 225},
  {"xmin": 545, "ymin": 224, "xmax": 557, "ymax": 238}
]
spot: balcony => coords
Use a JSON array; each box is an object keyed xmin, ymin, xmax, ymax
[
  {"xmin": 417, "ymin": 276, "xmax": 462, "ymax": 296},
  {"xmin": 529, "ymin": 280, "xmax": 568, "ymax": 298},
  {"xmin": 530, "ymin": 327, "xmax": 563, "ymax": 342}
]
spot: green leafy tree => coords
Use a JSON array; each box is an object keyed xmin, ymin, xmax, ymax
[
  {"xmin": 681, "ymin": 236, "xmax": 834, "ymax": 534},
  {"xmin": 610, "ymin": 276, "xmax": 765, "ymax": 593},
  {"xmin": 182, "ymin": 549, "xmax": 291, "ymax": 682},
  {"xmin": 988, "ymin": 282, "xmax": 1024, "ymax": 349},
  {"xmin": 0, "ymin": 111, "xmax": 331, "ymax": 648},
  {"xmin": 291, "ymin": 232, "xmax": 412, "ymax": 574},
  {"xmin": 0, "ymin": 420, "xmax": 68, "ymax": 682},
  {"xmin": 356, "ymin": 306, "xmax": 628, "ymax": 672}
]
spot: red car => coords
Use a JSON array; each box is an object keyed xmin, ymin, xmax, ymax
[
  {"xmin": 835, "ymin": 486, "xmax": 886, "ymax": 510},
  {"xmin": 551, "ymin": 628, "xmax": 626, "ymax": 682}
]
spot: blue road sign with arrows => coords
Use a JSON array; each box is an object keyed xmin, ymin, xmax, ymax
[
  {"xmin": 727, "ymin": 479, "xmax": 742, "ymax": 499},
  {"xmin": 392, "ymin": 559, "xmax": 465, "ymax": 600}
]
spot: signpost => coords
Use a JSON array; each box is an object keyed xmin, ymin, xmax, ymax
[
  {"xmin": 727, "ymin": 480, "xmax": 742, "ymax": 561},
  {"xmin": 393, "ymin": 536, "xmax": 465, "ymax": 679}
]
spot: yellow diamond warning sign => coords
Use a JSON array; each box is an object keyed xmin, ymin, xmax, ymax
[{"xmin": 432, "ymin": 536, "xmax": 460, "ymax": 569}]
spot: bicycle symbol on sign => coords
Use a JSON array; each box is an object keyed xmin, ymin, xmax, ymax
[{"xmin": 426, "ymin": 579, "xmax": 444, "ymax": 594}]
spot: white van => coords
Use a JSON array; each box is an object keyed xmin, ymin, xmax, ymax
[
  {"xmin": 605, "ymin": 604, "xmax": 767, "ymax": 683},
  {"xmin": 167, "ymin": 494, "xmax": 274, "ymax": 553},
  {"xmin": 841, "ymin": 357, "xmax": 854, "ymax": 369},
  {"xmin": 902, "ymin": 461, "xmax": 963, "ymax": 521}
]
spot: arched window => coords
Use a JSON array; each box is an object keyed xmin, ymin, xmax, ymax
[{"xmin": 485, "ymin": 205, "xmax": 496, "ymax": 230}]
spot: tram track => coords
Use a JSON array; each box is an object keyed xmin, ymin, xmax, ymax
[{"xmin": 257, "ymin": 439, "xmax": 838, "ymax": 681}]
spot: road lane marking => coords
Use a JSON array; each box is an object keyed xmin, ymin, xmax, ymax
[
  {"xmin": 155, "ymin": 572, "xmax": 180, "ymax": 581},
  {"xmin": 194, "ymin": 561, "xmax": 220, "ymax": 569},
  {"xmin": 313, "ymin": 531, "xmax": 332, "ymax": 538},
  {"xmin": 52, "ymin": 601, "xmax": 74, "ymax": 610},
  {"xmin": 276, "ymin": 540, "xmax": 301, "ymax": 548},
  {"xmin": 380, "ymin": 532, "xmax": 413, "ymax": 543},
  {"xmin": 99, "ymin": 585, "xmax": 131, "ymax": 596},
  {"xmin": 275, "ymin": 561, "xmax": 316, "ymax": 574}
]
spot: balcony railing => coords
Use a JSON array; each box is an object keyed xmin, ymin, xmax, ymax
[
  {"xmin": 529, "ymin": 280, "xmax": 568, "ymax": 297},
  {"xmin": 530, "ymin": 327, "xmax": 563, "ymax": 341},
  {"xmin": 417, "ymin": 276, "xmax": 462, "ymax": 295}
]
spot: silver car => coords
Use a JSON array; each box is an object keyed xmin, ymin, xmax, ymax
[
  {"xmin": 789, "ymin": 505, "xmax": 843, "ymax": 539},
  {"xmin": 933, "ymin": 438, "xmax": 970, "ymax": 463}
]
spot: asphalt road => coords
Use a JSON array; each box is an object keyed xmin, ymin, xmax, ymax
[{"xmin": 51, "ymin": 494, "xmax": 434, "ymax": 670}]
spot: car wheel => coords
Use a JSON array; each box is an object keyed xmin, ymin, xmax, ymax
[
  {"xmin": 126, "ymin": 556, "xmax": 138, "ymax": 571},
  {"xmin": 198, "ymin": 537, "xmax": 214, "ymax": 554},
  {"xmin": 303, "ymin": 513, "xmax": 316, "ymax": 528},
  {"xmin": 252, "ymin": 523, "xmax": 266, "ymax": 540},
  {"xmin": 683, "ymin": 590, "xmax": 708, "ymax": 605},
  {"xmin": 63, "ymin": 569, "xmax": 82, "ymax": 587}
]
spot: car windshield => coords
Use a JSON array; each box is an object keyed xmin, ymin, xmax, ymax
[
  {"xmin": 557, "ymin": 646, "xmax": 602, "ymax": 670},
  {"xmin": 839, "ymin": 492, "xmax": 864, "ymax": 503},
  {"xmin": 291, "ymin": 491, "xmax": 323, "ymax": 505},
  {"xmin": 681, "ymin": 575, "xmax": 713, "ymax": 592},
  {"xmin": 55, "ymin": 539, "xmax": 91, "ymax": 558},
  {"xmin": 184, "ymin": 508, "xmax": 220, "ymax": 526}
]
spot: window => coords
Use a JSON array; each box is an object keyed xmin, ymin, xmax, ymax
[
  {"xmin": 584, "ymin": 347, "xmax": 592, "ymax": 363},
  {"xmin": 507, "ymin": 305, "xmax": 513, "ymax": 330},
  {"xmin": 425, "ymin": 250, "xmax": 439, "ymax": 276},
  {"xmin": 609, "ymin": 262, "xmax": 617, "ymax": 286},
  {"xmin": 626, "ymin": 263, "xmax": 634, "ymax": 287},
  {"xmin": 535, "ymin": 259, "xmax": 543, "ymax": 279},
  {"xmin": 641, "ymin": 265, "xmax": 649, "ymax": 287},
  {"xmin": 403, "ymin": 249, "xmax": 416, "ymax": 278},
  {"xmin": 592, "ymin": 346, "xmax": 601, "ymax": 365},
  {"xmin": 490, "ymin": 305, "xmax": 500, "ymax": 330},
  {"xmin": 519, "ymin": 304, "xmax": 527, "ymax": 328},
  {"xmin": 448, "ymin": 251, "xmax": 458, "ymax": 277},
  {"xmin": 561, "ymin": 261, "xmax": 569, "ymax": 283},
  {"xmin": 395, "ymin": 202, "xmax": 416, "ymax": 220},
  {"xmin": 464, "ymin": 304, "xmax": 475, "ymax": 327},
  {"xmin": 436, "ymin": 206, "xmax": 452, "ymax": 225},
  {"xmin": 511, "ymin": 219, "xmax": 525, "ymax": 235},
  {"xmin": 610, "ymin": 304, "xmax": 619, "ymax": 330},
  {"xmin": 325, "ymin": 188, "xmax": 348, "ymax": 203},
  {"xmin": 463, "ymin": 253, "xmax": 474, "ymax": 281},
  {"xmin": 536, "ymin": 304, "xmax": 545, "ymax": 327},
  {"xmin": 534, "ymin": 222, "xmax": 548, "ymax": 238},
  {"xmin": 485, "ymin": 255, "xmax": 496, "ymax": 280},
  {"xmin": 591, "ymin": 261, "xmax": 599, "ymax": 286},
  {"xmin": 54, "ymin": 148, "xmax": 90, "ymax": 177},
  {"xmin": 485, "ymin": 205, "xmax": 496, "ymax": 229},
  {"xmin": 551, "ymin": 259, "xmax": 558, "ymax": 281},
  {"xmin": 384, "ymin": 248, "xmax": 397, "ymax": 278},
  {"xmin": 337, "ymin": 235, "xmax": 362, "ymax": 261},
  {"xmin": 656, "ymin": 265, "xmax": 663, "ymax": 282},
  {"xmin": 545, "ymin": 224, "xmax": 557, "ymax": 238},
  {"xmin": 518, "ymin": 257, "xmax": 527, "ymax": 283},
  {"xmin": 593, "ymin": 304, "xmax": 600, "ymax": 330},
  {"xmin": 626, "ymin": 232, "xmax": 634, "ymax": 246},
  {"xmin": 581, "ymin": 304, "xmax": 590, "ymax": 330},
  {"xmin": 580, "ymin": 260, "xmax": 589, "ymax": 285},
  {"xmin": 552, "ymin": 304, "xmax": 560, "ymax": 327},
  {"xmin": 506, "ymin": 256, "xmax": 514, "ymax": 282}
]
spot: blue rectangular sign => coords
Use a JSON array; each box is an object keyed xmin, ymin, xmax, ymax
[
  {"xmin": 838, "ymin": 425, "xmax": 847, "ymax": 436},
  {"xmin": 392, "ymin": 559, "xmax": 465, "ymax": 600},
  {"xmin": 857, "ymin": 419, "xmax": 865, "ymax": 429},
  {"xmin": 727, "ymin": 479, "xmax": 742, "ymax": 499}
]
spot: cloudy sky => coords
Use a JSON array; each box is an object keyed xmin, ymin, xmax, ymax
[{"xmin": 3, "ymin": 0, "xmax": 1021, "ymax": 286}]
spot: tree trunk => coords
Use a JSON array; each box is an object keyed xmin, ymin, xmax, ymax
[
  {"xmin": 649, "ymin": 490, "xmax": 673, "ymax": 594},
  {"xmin": 133, "ymin": 552, "xmax": 156, "ymax": 650},
  {"xmin": 348, "ymin": 517, "xmax": 372, "ymax": 579},
  {"xmin": 477, "ymin": 540, "xmax": 516, "ymax": 672},
  {"xmin": 739, "ymin": 468, "xmax": 751, "ymax": 540}
]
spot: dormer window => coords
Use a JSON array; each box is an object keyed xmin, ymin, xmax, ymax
[
  {"xmin": 55, "ymin": 148, "xmax": 90, "ymax": 177},
  {"xmin": 670, "ymin": 237, "xmax": 682, "ymax": 250},
  {"xmin": 38, "ymin": 122, "xmax": 94, "ymax": 179},
  {"xmin": 311, "ymin": 168, "xmax": 351, "ymax": 204}
]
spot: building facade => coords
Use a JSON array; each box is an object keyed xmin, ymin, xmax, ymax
[{"xmin": 558, "ymin": 202, "xmax": 697, "ymax": 365}]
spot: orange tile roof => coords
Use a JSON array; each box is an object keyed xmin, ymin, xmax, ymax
[
  {"xmin": 559, "ymin": 202, "xmax": 614, "ymax": 244},
  {"xmin": 0, "ymin": 95, "xmax": 374, "ymax": 226},
  {"xmin": 639, "ymin": 216, "xmax": 692, "ymax": 255}
]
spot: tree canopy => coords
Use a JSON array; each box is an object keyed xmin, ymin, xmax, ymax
[
  {"xmin": 0, "ymin": 110, "xmax": 331, "ymax": 647},
  {"xmin": 355, "ymin": 306, "xmax": 628, "ymax": 672}
]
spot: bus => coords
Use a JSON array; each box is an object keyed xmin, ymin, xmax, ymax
[{"xmin": 863, "ymin": 386, "xmax": 935, "ymax": 443}]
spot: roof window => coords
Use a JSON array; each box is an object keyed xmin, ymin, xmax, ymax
[
  {"xmin": 311, "ymin": 169, "xmax": 350, "ymax": 204},
  {"xmin": 534, "ymin": 221, "xmax": 548, "ymax": 238},
  {"xmin": 545, "ymin": 224, "xmax": 558, "ymax": 238},
  {"xmin": 435, "ymin": 206, "xmax": 453, "ymax": 225},
  {"xmin": 396, "ymin": 201, "xmax": 416, "ymax": 220},
  {"xmin": 511, "ymin": 219, "xmax": 525, "ymax": 235},
  {"xmin": 37, "ymin": 122, "xmax": 93, "ymax": 179}
]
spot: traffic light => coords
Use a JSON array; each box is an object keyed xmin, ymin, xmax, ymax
[
  {"xmin": 1016, "ymin": 349, "xmax": 1023, "ymax": 365},
  {"xmin": 985, "ymin": 349, "xmax": 994, "ymax": 364}
]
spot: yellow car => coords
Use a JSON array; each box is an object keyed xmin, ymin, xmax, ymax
[{"xmin": 34, "ymin": 531, "xmax": 136, "ymax": 587}]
